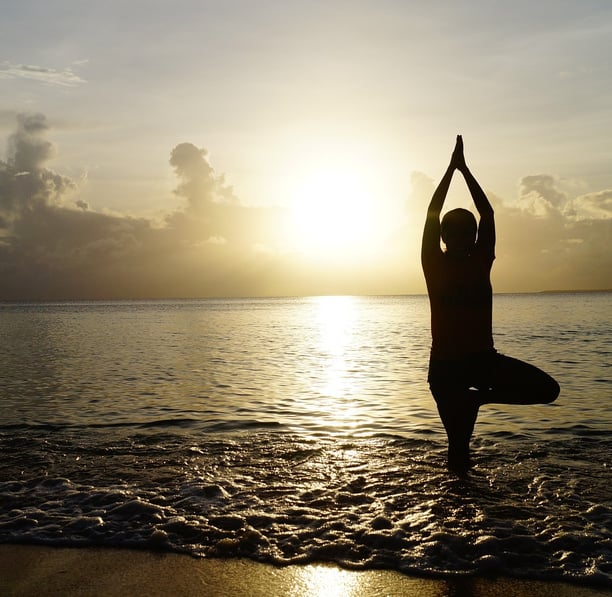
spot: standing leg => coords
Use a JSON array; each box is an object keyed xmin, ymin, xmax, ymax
[{"xmin": 431, "ymin": 386, "xmax": 480, "ymax": 475}]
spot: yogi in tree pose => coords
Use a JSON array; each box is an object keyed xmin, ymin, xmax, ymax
[{"xmin": 421, "ymin": 135, "xmax": 559, "ymax": 474}]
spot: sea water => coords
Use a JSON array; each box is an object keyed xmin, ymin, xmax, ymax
[{"xmin": 0, "ymin": 294, "xmax": 610, "ymax": 587}]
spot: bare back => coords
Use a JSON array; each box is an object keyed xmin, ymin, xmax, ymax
[{"xmin": 423, "ymin": 242, "xmax": 494, "ymax": 359}]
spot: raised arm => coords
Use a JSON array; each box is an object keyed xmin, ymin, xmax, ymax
[
  {"xmin": 455, "ymin": 140, "xmax": 495, "ymax": 254},
  {"xmin": 421, "ymin": 136, "xmax": 462, "ymax": 263}
]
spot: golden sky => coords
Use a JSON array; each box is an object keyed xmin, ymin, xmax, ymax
[{"xmin": 1, "ymin": 1, "xmax": 611, "ymax": 298}]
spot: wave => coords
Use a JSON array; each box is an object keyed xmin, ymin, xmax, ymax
[
  {"xmin": 0, "ymin": 417, "xmax": 285, "ymax": 434},
  {"xmin": 0, "ymin": 430, "xmax": 610, "ymax": 588}
]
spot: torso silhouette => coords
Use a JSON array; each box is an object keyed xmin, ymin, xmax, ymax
[{"xmin": 423, "ymin": 246, "xmax": 494, "ymax": 360}]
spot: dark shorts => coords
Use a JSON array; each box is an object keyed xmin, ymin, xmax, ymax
[{"xmin": 428, "ymin": 349, "xmax": 499, "ymax": 392}]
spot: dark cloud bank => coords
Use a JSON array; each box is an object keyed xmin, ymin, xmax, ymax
[
  {"xmin": 0, "ymin": 114, "xmax": 610, "ymax": 300},
  {"xmin": 0, "ymin": 114, "xmax": 294, "ymax": 299}
]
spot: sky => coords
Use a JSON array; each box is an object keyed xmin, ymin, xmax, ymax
[{"xmin": 1, "ymin": 0, "xmax": 611, "ymax": 299}]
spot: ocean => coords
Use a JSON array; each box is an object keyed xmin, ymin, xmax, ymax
[{"xmin": 0, "ymin": 293, "xmax": 610, "ymax": 588}]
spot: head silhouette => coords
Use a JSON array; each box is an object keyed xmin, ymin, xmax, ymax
[{"xmin": 441, "ymin": 208, "xmax": 477, "ymax": 255}]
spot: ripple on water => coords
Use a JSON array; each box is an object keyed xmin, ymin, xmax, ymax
[{"xmin": 0, "ymin": 429, "xmax": 610, "ymax": 587}]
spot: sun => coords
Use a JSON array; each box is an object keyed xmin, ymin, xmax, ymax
[{"xmin": 289, "ymin": 164, "xmax": 378, "ymax": 259}]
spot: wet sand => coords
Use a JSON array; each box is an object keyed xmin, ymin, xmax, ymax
[{"xmin": 0, "ymin": 545, "xmax": 609, "ymax": 597}]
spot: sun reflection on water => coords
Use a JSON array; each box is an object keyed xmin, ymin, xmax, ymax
[
  {"xmin": 292, "ymin": 564, "xmax": 360, "ymax": 597},
  {"xmin": 311, "ymin": 296, "xmax": 361, "ymax": 429}
]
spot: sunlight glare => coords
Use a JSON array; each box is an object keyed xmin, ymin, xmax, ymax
[
  {"xmin": 293, "ymin": 564, "xmax": 360, "ymax": 597},
  {"xmin": 317, "ymin": 295, "xmax": 356, "ymax": 358},
  {"xmin": 289, "ymin": 165, "xmax": 378, "ymax": 259},
  {"xmin": 312, "ymin": 296, "xmax": 361, "ymax": 428}
]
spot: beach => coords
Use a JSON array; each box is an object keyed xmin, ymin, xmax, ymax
[
  {"xmin": 1, "ymin": 295, "xmax": 610, "ymax": 591},
  {"xmin": 1, "ymin": 545, "xmax": 610, "ymax": 597}
]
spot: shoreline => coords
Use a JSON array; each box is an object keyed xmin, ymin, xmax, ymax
[{"xmin": 1, "ymin": 545, "xmax": 609, "ymax": 597}]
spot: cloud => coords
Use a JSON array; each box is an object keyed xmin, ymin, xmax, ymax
[
  {"xmin": 8, "ymin": 112, "xmax": 57, "ymax": 171},
  {"xmin": 0, "ymin": 61, "xmax": 86, "ymax": 87},
  {"xmin": 165, "ymin": 141, "xmax": 289, "ymax": 256},
  {"xmin": 0, "ymin": 115, "xmax": 157, "ymax": 296},
  {"xmin": 0, "ymin": 113, "xmax": 75, "ymax": 230},
  {"xmin": 491, "ymin": 175, "xmax": 612, "ymax": 291},
  {"xmin": 0, "ymin": 114, "xmax": 296, "ymax": 299},
  {"xmin": 518, "ymin": 174, "xmax": 568, "ymax": 217},
  {"xmin": 569, "ymin": 190, "xmax": 612, "ymax": 220},
  {"xmin": 402, "ymin": 169, "xmax": 612, "ymax": 292},
  {"xmin": 0, "ymin": 114, "xmax": 609, "ymax": 299}
]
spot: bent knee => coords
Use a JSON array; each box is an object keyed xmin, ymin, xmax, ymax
[{"xmin": 542, "ymin": 377, "xmax": 560, "ymax": 403}]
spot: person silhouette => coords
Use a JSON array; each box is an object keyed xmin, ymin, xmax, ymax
[{"xmin": 421, "ymin": 135, "xmax": 559, "ymax": 474}]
